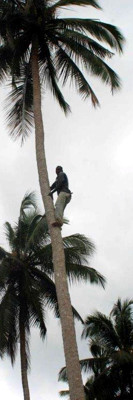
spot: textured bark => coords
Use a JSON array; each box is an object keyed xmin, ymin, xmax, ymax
[
  {"xmin": 19, "ymin": 319, "xmax": 30, "ymax": 400},
  {"xmin": 31, "ymin": 39, "xmax": 85, "ymax": 400}
]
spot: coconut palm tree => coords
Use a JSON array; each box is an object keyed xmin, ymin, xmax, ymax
[
  {"xmin": 0, "ymin": 191, "xmax": 105, "ymax": 400},
  {"xmin": 59, "ymin": 299, "xmax": 133, "ymax": 399},
  {"xmin": 0, "ymin": 1, "xmax": 124, "ymax": 399},
  {"xmin": 81, "ymin": 298, "xmax": 133, "ymax": 399}
]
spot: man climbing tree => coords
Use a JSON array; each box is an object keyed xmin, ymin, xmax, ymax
[{"xmin": 49, "ymin": 166, "xmax": 72, "ymax": 227}]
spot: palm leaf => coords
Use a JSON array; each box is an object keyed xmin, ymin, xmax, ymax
[
  {"xmin": 59, "ymin": 29, "xmax": 114, "ymax": 58},
  {"xmin": 59, "ymin": 390, "xmax": 69, "ymax": 397},
  {"xmin": 0, "ymin": 286, "xmax": 18, "ymax": 363},
  {"xmin": 25, "ymin": 214, "xmax": 49, "ymax": 250},
  {"xmin": 0, "ymin": 246, "xmax": 9, "ymax": 260},
  {"xmin": 4, "ymin": 222, "xmax": 16, "ymax": 250},
  {"xmin": 56, "ymin": 46, "xmax": 99, "ymax": 106},
  {"xmin": 82, "ymin": 312, "xmax": 121, "ymax": 350},
  {"xmin": 58, "ymin": 35, "xmax": 121, "ymax": 92},
  {"xmin": 20, "ymin": 191, "xmax": 37, "ymax": 216},
  {"xmin": 56, "ymin": 18, "xmax": 124, "ymax": 52},
  {"xmin": 6, "ymin": 62, "xmax": 34, "ymax": 142},
  {"xmin": 40, "ymin": 42, "xmax": 70, "ymax": 114},
  {"xmin": 65, "ymin": 263, "xmax": 105, "ymax": 287},
  {"xmin": 0, "ymin": 45, "xmax": 12, "ymax": 81},
  {"xmin": 50, "ymin": 0, "xmax": 101, "ymax": 12},
  {"xmin": 79, "ymin": 356, "xmax": 108, "ymax": 373},
  {"xmin": 63, "ymin": 233, "xmax": 95, "ymax": 260}
]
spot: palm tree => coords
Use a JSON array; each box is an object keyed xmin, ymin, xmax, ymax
[
  {"xmin": 59, "ymin": 299, "xmax": 133, "ymax": 399},
  {"xmin": 0, "ymin": 191, "xmax": 105, "ymax": 400},
  {"xmin": 81, "ymin": 298, "xmax": 133, "ymax": 399},
  {"xmin": 0, "ymin": 1, "xmax": 124, "ymax": 399}
]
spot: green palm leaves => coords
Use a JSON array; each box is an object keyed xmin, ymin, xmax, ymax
[
  {"xmin": 0, "ymin": 192, "xmax": 105, "ymax": 364},
  {"xmin": 0, "ymin": 0, "xmax": 124, "ymax": 141},
  {"xmin": 59, "ymin": 299, "xmax": 133, "ymax": 399},
  {"xmin": 81, "ymin": 299, "xmax": 133, "ymax": 399}
]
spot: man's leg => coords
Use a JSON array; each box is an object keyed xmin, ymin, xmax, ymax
[{"xmin": 54, "ymin": 192, "xmax": 71, "ymax": 225}]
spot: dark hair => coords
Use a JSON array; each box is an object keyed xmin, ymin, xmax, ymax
[{"xmin": 56, "ymin": 166, "xmax": 63, "ymax": 171}]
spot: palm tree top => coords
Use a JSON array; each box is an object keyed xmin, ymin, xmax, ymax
[
  {"xmin": 0, "ymin": 0, "xmax": 124, "ymax": 141},
  {"xmin": 0, "ymin": 191, "xmax": 105, "ymax": 286}
]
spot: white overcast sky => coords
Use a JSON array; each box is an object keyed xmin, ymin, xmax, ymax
[{"xmin": 0, "ymin": 1, "xmax": 133, "ymax": 399}]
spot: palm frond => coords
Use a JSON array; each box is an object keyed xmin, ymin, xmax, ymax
[
  {"xmin": 6, "ymin": 62, "xmax": 34, "ymax": 142},
  {"xmin": 111, "ymin": 298, "xmax": 133, "ymax": 318},
  {"xmin": 56, "ymin": 18, "xmax": 124, "ymax": 53},
  {"xmin": 25, "ymin": 214, "xmax": 49, "ymax": 250},
  {"xmin": 4, "ymin": 222, "xmax": 16, "ymax": 250},
  {"xmin": 31, "ymin": 267, "xmax": 60, "ymax": 317},
  {"xmin": 0, "ymin": 258, "xmax": 11, "ymax": 290},
  {"xmin": 59, "ymin": 365, "xmax": 68, "ymax": 382},
  {"xmin": 0, "ymin": 246, "xmax": 9, "ymax": 260},
  {"xmin": 41, "ymin": 43, "xmax": 70, "ymax": 114},
  {"xmin": 63, "ymin": 233, "xmax": 95, "ymax": 260},
  {"xmin": 72, "ymin": 306, "xmax": 84, "ymax": 323},
  {"xmin": 59, "ymin": 390, "xmax": 69, "ymax": 398},
  {"xmin": 20, "ymin": 192, "xmax": 37, "ymax": 217},
  {"xmin": 0, "ymin": 286, "xmax": 18, "ymax": 363},
  {"xmin": 80, "ymin": 356, "xmax": 108, "ymax": 373},
  {"xmin": 65, "ymin": 263, "xmax": 106, "ymax": 287},
  {"xmin": 28, "ymin": 287, "xmax": 47, "ymax": 339},
  {"xmin": 56, "ymin": 46, "xmax": 99, "ymax": 106},
  {"xmin": 60, "ymin": 29, "xmax": 114, "ymax": 58},
  {"xmin": 82, "ymin": 312, "xmax": 121, "ymax": 350},
  {"xmin": 0, "ymin": 45, "xmax": 12, "ymax": 82},
  {"xmin": 58, "ymin": 36, "xmax": 121, "ymax": 92},
  {"xmin": 50, "ymin": 0, "xmax": 101, "ymax": 12},
  {"xmin": 111, "ymin": 298, "xmax": 133, "ymax": 349}
]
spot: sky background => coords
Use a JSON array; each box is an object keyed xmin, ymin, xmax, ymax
[{"xmin": 0, "ymin": 0, "xmax": 133, "ymax": 399}]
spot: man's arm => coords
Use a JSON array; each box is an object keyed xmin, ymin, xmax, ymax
[
  {"xmin": 48, "ymin": 181, "xmax": 56, "ymax": 198},
  {"xmin": 54, "ymin": 172, "xmax": 64, "ymax": 192},
  {"xmin": 50, "ymin": 181, "xmax": 56, "ymax": 191},
  {"xmin": 50, "ymin": 173, "xmax": 65, "ymax": 194}
]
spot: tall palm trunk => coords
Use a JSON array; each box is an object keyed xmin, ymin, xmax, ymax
[
  {"xmin": 31, "ymin": 38, "xmax": 85, "ymax": 400},
  {"xmin": 19, "ymin": 317, "xmax": 30, "ymax": 400}
]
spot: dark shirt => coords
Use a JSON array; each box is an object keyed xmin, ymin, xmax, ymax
[{"xmin": 50, "ymin": 172, "xmax": 71, "ymax": 195}]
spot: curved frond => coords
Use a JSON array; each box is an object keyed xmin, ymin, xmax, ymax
[
  {"xmin": 63, "ymin": 233, "xmax": 95, "ymax": 260},
  {"xmin": 25, "ymin": 214, "xmax": 49, "ymax": 250},
  {"xmin": 72, "ymin": 306, "xmax": 84, "ymax": 324},
  {"xmin": 58, "ymin": 35, "xmax": 121, "ymax": 92},
  {"xmin": 0, "ymin": 45, "xmax": 12, "ymax": 82},
  {"xmin": 82, "ymin": 312, "xmax": 121, "ymax": 350},
  {"xmin": 56, "ymin": 18, "xmax": 124, "ymax": 53},
  {"xmin": 0, "ymin": 246, "xmax": 9, "ymax": 260},
  {"xmin": 111, "ymin": 298, "xmax": 133, "ymax": 349},
  {"xmin": 59, "ymin": 29, "xmax": 114, "ymax": 58},
  {"xmin": 59, "ymin": 390, "xmax": 69, "ymax": 397},
  {"xmin": 65, "ymin": 262, "xmax": 105, "ymax": 287},
  {"xmin": 0, "ymin": 287, "xmax": 18, "ymax": 363},
  {"xmin": 27, "ymin": 287, "xmax": 47, "ymax": 339},
  {"xmin": 56, "ymin": 46, "xmax": 99, "ymax": 106},
  {"xmin": 4, "ymin": 222, "xmax": 16, "ymax": 250},
  {"xmin": 59, "ymin": 365, "xmax": 68, "ymax": 382},
  {"xmin": 6, "ymin": 62, "xmax": 34, "ymax": 143},
  {"xmin": 80, "ymin": 356, "xmax": 108, "ymax": 374},
  {"xmin": 20, "ymin": 191, "xmax": 37, "ymax": 216},
  {"xmin": 50, "ymin": 0, "xmax": 101, "ymax": 12},
  {"xmin": 40, "ymin": 43, "xmax": 70, "ymax": 114}
]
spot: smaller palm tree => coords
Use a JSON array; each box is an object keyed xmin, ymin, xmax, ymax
[
  {"xmin": 0, "ymin": 192, "xmax": 105, "ymax": 400},
  {"xmin": 81, "ymin": 298, "xmax": 133, "ymax": 399},
  {"xmin": 59, "ymin": 299, "xmax": 133, "ymax": 400}
]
